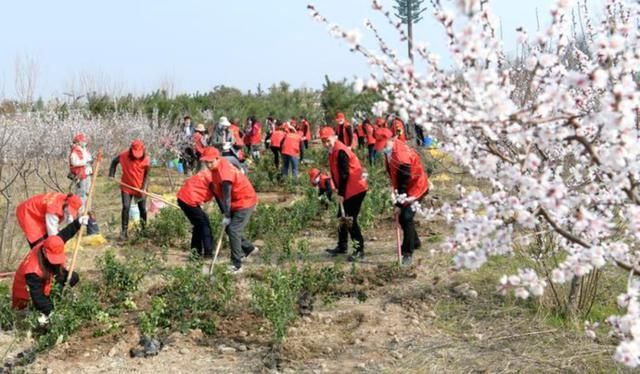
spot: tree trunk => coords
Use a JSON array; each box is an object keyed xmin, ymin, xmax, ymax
[{"xmin": 407, "ymin": 0, "xmax": 414, "ymax": 63}]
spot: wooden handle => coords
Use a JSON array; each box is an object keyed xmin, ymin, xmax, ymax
[
  {"xmin": 66, "ymin": 149, "xmax": 103, "ymax": 287},
  {"xmin": 109, "ymin": 177, "xmax": 179, "ymax": 209}
]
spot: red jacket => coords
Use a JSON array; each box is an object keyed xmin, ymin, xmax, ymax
[
  {"xmin": 270, "ymin": 129, "xmax": 285, "ymax": 149},
  {"xmin": 329, "ymin": 141, "xmax": 368, "ymax": 199},
  {"xmin": 16, "ymin": 193, "xmax": 68, "ymax": 243},
  {"xmin": 211, "ymin": 158, "xmax": 257, "ymax": 211},
  {"xmin": 12, "ymin": 244, "xmax": 53, "ymax": 309},
  {"xmin": 177, "ymin": 169, "xmax": 214, "ymax": 207},
  {"xmin": 118, "ymin": 151, "xmax": 150, "ymax": 197},
  {"xmin": 356, "ymin": 122, "xmax": 366, "ymax": 137},
  {"xmin": 385, "ymin": 139, "xmax": 429, "ymax": 200},
  {"xmin": 281, "ymin": 132, "xmax": 302, "ymax": 157}
]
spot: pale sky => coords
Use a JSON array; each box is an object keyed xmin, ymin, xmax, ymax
[{"xmin": 0, "ymin": 0, "xmax": 603, "ymax": 99}]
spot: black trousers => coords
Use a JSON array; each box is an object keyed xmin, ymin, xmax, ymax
[
  {"xmin": 398, "ymin": 205, "xmax": 421, "ymax": 256},
  {"xmin": 358, "ymin": 137, "xmax": 365, "ymax": 148},
  {"xmin": 121, "ymin": 191, "xmax": 147, "ymax": 232},
  {"xmin": 337, "ymin": 191, "xmax": 366, "ymax": 252},
  {"xmin": 415, "ymin": 125, "xmax": 425, "ymax": 147},
  {"xmin": 178, "ymin": 199, "xmax": 213, "ymax": 256},
  {"xmin": 271, "ymin": 147, "xmax": 280, "ymax": 168}
]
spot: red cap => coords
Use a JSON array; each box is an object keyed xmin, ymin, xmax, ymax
[
  {"xmin": 66, "ymin": 195, "xmax": 82, "ymax": 216},
  {"xmin": 335, "ymin": 112, "xmax": 346, "ymax": 121},
  {"xmin": 73, "ymin": 133, "xmax": 87, "ymax": 143},
  {"xmin": 375, "ymin": 118, "xmax": 385, "ymax": 127},
  {"xmin": 374, "ymin": 128, "xmax": 393, "ymax": 151},
  {"xmin": 131, "ymin": 140, "xmax": 145, "ymax": 158},
  {"xmin": 43, "ymin": 236, "xmax": 66, "ymax": 265},
  {"xmin": 308, "ymin": 168, "xmax": 320, "ymax": 184},
  {"xmin": 199, "ymin": 147, "xmax": 220, "ymax": 162},
  {"xmin": 319, "ymin": 127, "xmax": 336, "ymax": 140}
]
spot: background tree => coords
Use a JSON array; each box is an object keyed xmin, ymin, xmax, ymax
[{"xmin": 394, "ymin": 0, "xmax": 427, "ymax": 62}]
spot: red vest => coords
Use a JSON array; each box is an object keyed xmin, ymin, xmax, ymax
[
  {"xmin": 68, "ymin": 145, "xmax": 87, "ymax": 180},
  {"xmin": 249, "ymin": 122, "xmax": 262, "ymax": 145},
  {"xmin": 282, "ymin": 133, "xmax": 302, "ymax": 157},
  {"xmin": 211, "ymin": 159, "xmax": 257, "ymax": 211},
  {"xmin": 230, "ymin": 125, "xmax": 244, "ymax": 147},
  {"xmin": 270, "ymin": 130, "xmax": 285, "ymax": 149},
  {"xmin": 193, "ymin": 132, "xmax": 206, "ymax": 155},
  {"xmin": 300, "ymin": 120, "xmax": 311, "ymax": 140},
  {"xmin": 319, "ymin": 172, "xmax": 334, "ymax": 190},
  {"xmin": 329, "ymin": 141, "xmax": 368, "ymax": 199},
  {"xmin": 177, "ymin": 169, "xmax": 214, "ymax": 207},
  {"xmin": 16, "ymin": 193, "xmax": 67, "ymax": 243},
  {"xmin": 365, "ymin": 123, "xmax": 376, "ymax": 145},
  {"xmin": 356, "ymin": 123, "xmax": 366, "ymax": 137},
  {"xmin": 119, "ymin": 151, "xmax": 150, "ymax": 197},
  {"xmin": 12, "ymin": 245, "xmax": 53, "ymax": 309},
  {"xmin": 385, "ymin": 140, "xmax": 429, "ymax": 200},
  {"xmin": 393, "ymin": 119, "xmax": 406, "ymax": 141}
]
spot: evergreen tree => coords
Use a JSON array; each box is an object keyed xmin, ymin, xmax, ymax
[{"xmin": 394, "ymin": 0, "xmax": 427, "ymax": 62}]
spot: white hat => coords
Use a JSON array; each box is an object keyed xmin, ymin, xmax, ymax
[
  {"xmin": 195, "ymin": 123, "xmax": 206, "ymax": 132},
  {"xmin": 218, "ymin": 117, "xmax": 231, "ymax": 127}
]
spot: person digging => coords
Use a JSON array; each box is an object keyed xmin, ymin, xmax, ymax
[
  {"xmin": 109, "ymin": 139, "xmax": 151, "ymax": 241},
  {"xmin": 206, "ymin": 150, "xmax": 259, "ymax": 274},
  {"xmin": 375, "ymin": 128, "xmax": 429, "ymax": 266},
  {"xmin": 177, "ymin": 147, "xmax": 220, "ymax": 258},
  {"xmin": 12, "ymin": 214, "xmax": 90, "ymax": 325},
  {"xmin": 320, "ymin": 127, "xmax": 368, "ymax": 262}
]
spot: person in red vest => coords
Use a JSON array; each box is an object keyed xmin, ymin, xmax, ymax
[
  {"xmin": 69, "ymin": 133, "xmax": 93, "ymax": 209},
  {"xmin": 12, "ymin": 215, "xmax": 88, "ymax": 320},
  {"xmin": 177, "ymin": 147, "xmax": 219, "ymax": 258},
  {"xmin": 319, "ymin": 127, "xmax": 368, "ymax": 261},
  {"xmin": 363, "ymin": 118, "xmax": 377, "ymax": 166},
  {"xmin": 391, "ymin": 117, "xmax": 407, "ymax": 141},
  {"xmin": 247, "ymin": 116, "xmax": 262, "ymax": 160},
  {"xmin": 16, "ymin": 192, "xmax": 83, "ymax": 248},
  {"xmin": 206, "ymin": 151, "xmax": 259, "ymax": 274},
  {"xmin": 193, "ymin": 123, "xmax": 208, "ymax": 171},
  {"xmin": 280, "ymin": 123, "xmax": 303, "ymax": 179},
  {"xmin": 356, "ymin": 121, "xmax": 366, "ymax": 149},
  {"xmin": 375, "ymin": 128, "xmax": 429, "ymax": 266},
  {"xmin": 375, "ymin": 117, "xmax": 387, "ymax": 129},
  {"xmin": 308, "ymin": 168, "xmax": 334, "ymax": 206},
  {"xmin": 269, "ymin": 122, "xmax": 286, "ymax": 168},
  {"xmin": 335, "ymin": 113, "xmax": 355, "ymax": 150},
  {"xmin": 229, "ymin": 118, "xmax": 245, "ymax": 152},
  {"xmin": 108, "ymin": 140, "xmax": 151, "ymax": 240},
  {"xmin": 298, "ymin": 117, "xmax": 311, "ymax": 149}
]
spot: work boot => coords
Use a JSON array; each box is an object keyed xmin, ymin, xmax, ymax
[
  {"xmin": 347, "ymin": 250, "xmax": 364, "ymax": 262},
  {"xmin": 243, "ymin": 247, "xmax": 260, "ymax": 263},
  {"xmin": 326, "ymin": 247, "xmax": 347, "ymax": 257},
  {"xmin": 227, "ymin": 264, "xmax": 243, "ymax": 274},
  {"xmin": 402, "ymin": 255, "xmax": 413, "ymax": 267}
]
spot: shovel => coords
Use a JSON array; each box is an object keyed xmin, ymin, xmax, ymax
[
  {"xmin": 203, "ymin": 225, "xmax": 226, "ymax": 277},
  {"xmin": 395, "ymin": 212, "xmax": 402, "ymax": 266},
  {"xmin": 338, "ymin": 202, "xmax": 353, "ymax": 229}
]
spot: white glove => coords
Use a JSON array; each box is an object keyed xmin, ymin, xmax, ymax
[
  {"xmin": 79, "ymin": 215, "xmax": 90, "ymax": 226},
  {"xmin": 222, "ymin": 217, "xmax": 231, "ymax": 227},
  {"xmin": 37, "ymin": 313, "xmax": 50, "ymax": 326},
  {"xmin": 223, "ymin": 142, "xmax": 232, "ymax": 151}
]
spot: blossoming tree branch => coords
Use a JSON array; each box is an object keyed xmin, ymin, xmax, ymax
[{"xmin": 309, "ymin": 0, "xmax": 640, "ymax": 367}]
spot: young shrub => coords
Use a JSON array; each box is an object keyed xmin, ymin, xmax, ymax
[
  {"xmin": 139, "ymin": 207, "xmax": 189, "ymax": 247},
  {"xmin": 96, "ymin": 250, "xmax": 146, "ymax": 305},
  {"xmin": 0, "ymin": 282, "xmax": 15, "ymax": 331},
  {"xmin": 150, "ymin": 263, "xmax": 234, "ymax": 335}
]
